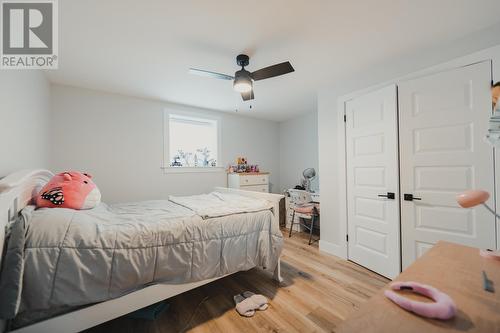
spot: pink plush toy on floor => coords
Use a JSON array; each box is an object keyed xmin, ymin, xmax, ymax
[
  {"xmin": 36, "ymin": 171, "xmax": 101, "ymax": 210},
  {"xmin": 384, "ymin": 281, "xmax": 456, "ymax": 320}
]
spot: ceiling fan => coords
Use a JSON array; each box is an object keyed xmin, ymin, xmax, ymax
[{"xmin": 189, "ymin": 54, "xmax": 294, "ymax": 101}]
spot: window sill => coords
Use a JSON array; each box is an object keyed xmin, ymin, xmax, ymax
[{"xmin": 162, "ymin": 167, "xmax": 226, "ymax": 174}]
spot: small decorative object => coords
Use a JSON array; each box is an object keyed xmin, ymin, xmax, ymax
[
  {"xmin": 492, "ymin": 81, "xmax": 500, "ymax": 110},
  {"xmin": 487, "ymin": 82, "xmax": 500, "ymax": 147},
  {"xmin": 228, "ymin": 165, "xmax": 234, "ymax": 173},
  {"xmin": 234, "ymin": 156, "xmax": 249, "ymax": 172},
  {"xmin": 232, "ymin": 157, "xmax": 263, "ymax": 173},
  {"xmin": 486, "ymin": 105, "xmax": 500, "ymax": 147},
  {"xmin": 197, "ymin": 147, "xmax": 212, "ymax": 167},
  {"xmin": 171, "ymin": 155, "xmax": 182, "ymax": 167}
]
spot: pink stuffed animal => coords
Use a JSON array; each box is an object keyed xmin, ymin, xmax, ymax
[{"xmin": 36, "ymin": 171, "xmax": 101, "ymax": 210}]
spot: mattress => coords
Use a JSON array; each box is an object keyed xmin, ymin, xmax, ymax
[{"xmin": 0, "ymin": 193, "xmax": 283, "ymax": 327}]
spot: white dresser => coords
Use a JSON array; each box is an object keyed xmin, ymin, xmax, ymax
[{"xmin": 227, "ymin": 172, "xmax": 269, "ymax": 193}]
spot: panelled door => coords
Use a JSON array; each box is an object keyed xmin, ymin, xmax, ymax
[
  {"xmin": 398, "ymin": 61, "xmax": 495, "ymax": 269},
  {"xmin": 345, "ymin": 84, "xmax": 401, "ymax": 279}
]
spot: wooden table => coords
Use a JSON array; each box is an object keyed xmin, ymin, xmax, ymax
[{"xmin": 338, "ymin": 241, "xmax": 500, "ymax": 333}]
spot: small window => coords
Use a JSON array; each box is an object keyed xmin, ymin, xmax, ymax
[{"xmin": 165, "ymin": 112, "xmax": 220, "ymax": 170}]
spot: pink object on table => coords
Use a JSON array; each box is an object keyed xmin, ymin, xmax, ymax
[
  {"xmin": 384, "ymin": 281, "xmax": 456, "ymax": 320},
  {"xmin": 480, "ymin": 249, "xmax": 500, "ymax": 260},
  {"xmin": 456, "ymin": 190, "xmax": 490, "ymax": 208}
]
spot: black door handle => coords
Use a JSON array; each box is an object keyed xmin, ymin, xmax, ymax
[
  {"xmin": 378, "ymin": 192, "xmax": 395, "ymax": 199},
  {"xmin": 404, "ymin": 194, "xmax": 422, "ymax": 201}
]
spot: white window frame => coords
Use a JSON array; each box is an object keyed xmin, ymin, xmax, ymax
[{"xmin": 163, "ymin": 109, "xmax": 224, "ymax": 174}]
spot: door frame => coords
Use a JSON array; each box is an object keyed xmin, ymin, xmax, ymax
[{"xmin": 335, "ymin": 60, "xmax": 497, "ymax": 263}]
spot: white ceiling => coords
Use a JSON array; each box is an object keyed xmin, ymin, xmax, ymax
[{"xmin": 47, "ymin": 0, "xmax": 500, "ymax": 121}]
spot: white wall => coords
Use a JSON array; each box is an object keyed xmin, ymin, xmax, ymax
[
  {"xmin": 50, "ymin": 85, "xmax": 280, "ymax": 203},
  {"xmin": 318, "ymin": 43, "xmax": 500, "ymax": 257},
  {"xmin": 279, "ymin": 111, "xmax": 319, "ymax": 193},
  {"xmin": 0, "ymin": 71, "xmax": 50, "ymax": 177}
]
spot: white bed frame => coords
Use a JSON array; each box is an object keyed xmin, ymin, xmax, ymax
[{"xmin": 0, "ymin": 169, "xmax": 283, "ymax": 333}]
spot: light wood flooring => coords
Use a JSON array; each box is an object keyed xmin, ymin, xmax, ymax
[{"xmin": 85, "ymin": 230, "xmax": 389, "ymax": 333}]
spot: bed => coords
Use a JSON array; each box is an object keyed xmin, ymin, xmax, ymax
[{"xmin": 0, "ymin": 169, "xmax": 284, "ymax": 333}]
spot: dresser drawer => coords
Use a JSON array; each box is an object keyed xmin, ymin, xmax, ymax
[
  {"xmin": 240, "ymin": 184, "xmax": 269, "ymax": 193},
  {"xmin": 239, "ymin": 174, "xmax": 269, "ymax": 186}
]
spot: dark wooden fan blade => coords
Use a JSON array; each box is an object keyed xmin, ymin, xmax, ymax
[
  {"xmin": 241, "ymin": 90, "xmax": 254, "ymax": 101},
  {"xmin": 251, "ymin": 61, "xmax": 294, "ymax": 81},
  {"xmin": 189, "ymin": 68, "xmax": 234, "ymax": 80}
]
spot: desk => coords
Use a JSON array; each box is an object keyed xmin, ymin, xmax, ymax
[{"xmin": 338, "ymin": 241, "xmax": 500, "ymax": 333}]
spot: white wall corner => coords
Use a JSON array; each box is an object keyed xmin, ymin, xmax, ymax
[{"xmin": 319, "ymin": 239, "xmax": 347, "ymax": 259}]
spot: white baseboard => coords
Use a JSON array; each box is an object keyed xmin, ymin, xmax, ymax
[{"xmin": 319, "ymin": 239, "xmax": 347, "ymax": 259}]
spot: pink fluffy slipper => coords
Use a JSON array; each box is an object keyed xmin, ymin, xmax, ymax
[{"xmin": 233, "ymin": 291, "xmax": 269, "ymax": 317}]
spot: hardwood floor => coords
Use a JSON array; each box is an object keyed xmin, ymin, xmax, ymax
[{"xmin": 85, "ymin": 230, "xmax": 389, "ymax": 333}]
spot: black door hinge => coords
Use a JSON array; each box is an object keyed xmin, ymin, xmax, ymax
[
  {"xmin": 344, "ymin": 114, "xmax": 347, "ymax": 122},
  {"xmin": 346, "ymin": 234, "xmax": 349, "ymax": 242}
]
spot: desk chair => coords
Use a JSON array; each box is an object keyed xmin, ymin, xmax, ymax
[{"xmin": 287, "ymin": 189, "xmax": 319, "ymax": 245}]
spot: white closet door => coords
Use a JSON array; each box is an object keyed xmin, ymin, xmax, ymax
[
  {"xmin": 399, "ymin": 61, "xmax": 495, "ymax": 269},
  {"xmin": 346, "ymin": 84, "xmax": 400, "ymax": 279}
]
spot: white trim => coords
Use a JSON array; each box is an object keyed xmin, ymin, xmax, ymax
[
  {"xmin": 336, "ymin": 99, "xmax": 348, "ymax": 259},
  {"xmin": 11, "ymin": 275, "xmax": 229, "ymax": 333},
  {"xmin": 162, "ymin": 166, "xmax": 225, "ymax": 174},
  {"xmin": 162, "ymin": 108, "xmax": 222, "ymax": 170},
  {"xmin": 319, "ymin": 239, "xmax": 346, "ymax": 259}
]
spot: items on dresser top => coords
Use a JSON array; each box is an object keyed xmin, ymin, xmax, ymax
[
  {"xmin": 228, "ymin": 172, "xmax": 269, "ymax": 193},
  {"xmin": 228, "ymin": 156, "xmax": 260, "ymax": 173}
]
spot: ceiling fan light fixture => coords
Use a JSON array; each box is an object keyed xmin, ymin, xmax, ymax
[
  {"xmin": 233, "ymin": 81, "xmax": 252, "ymax": 93},
  {"xmin": 233, "ymin": 71, "xmax": 253, "ymax": 93},
  {"xmin": 189, "ymin": 54, "xmax": 294, "ymax": 102}
]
